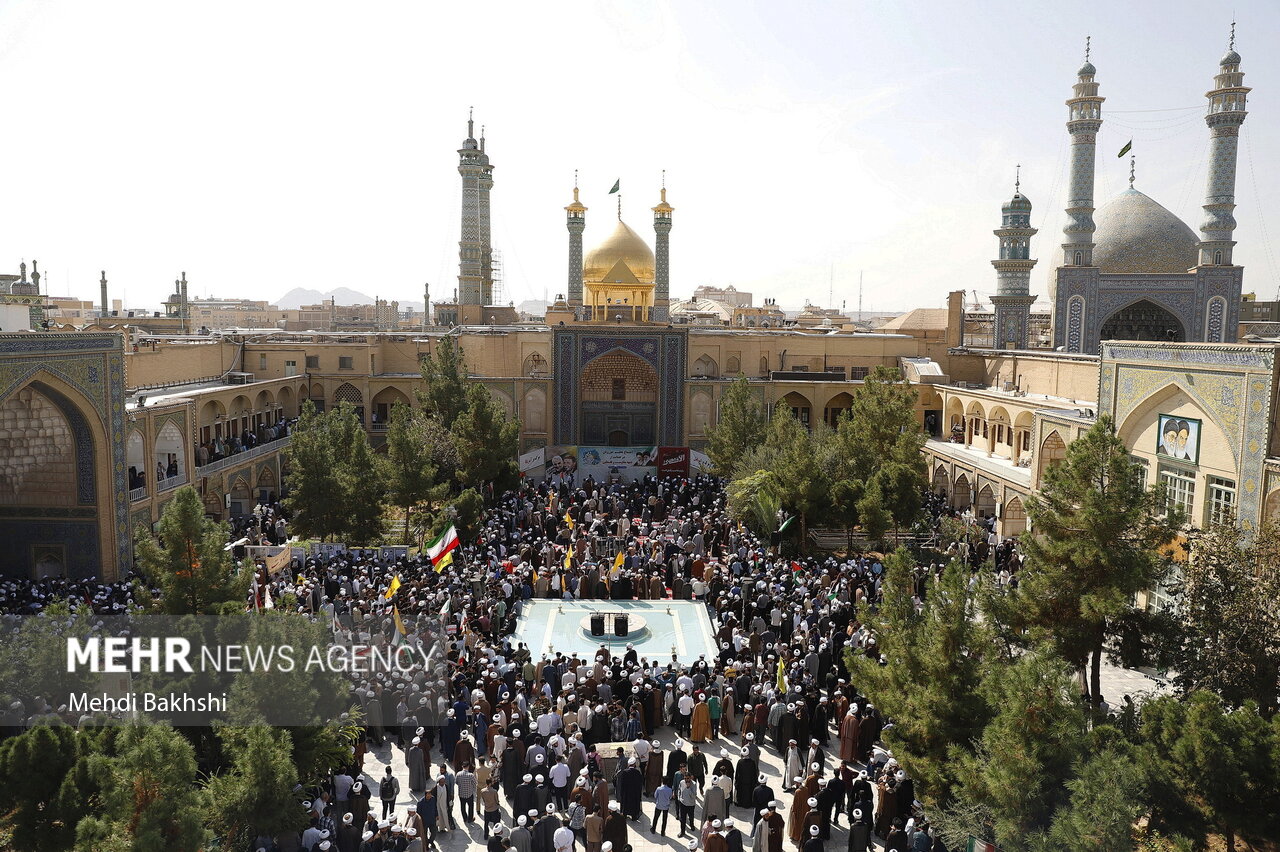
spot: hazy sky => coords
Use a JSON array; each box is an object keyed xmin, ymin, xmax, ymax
[{"xmin": 0, "ymin": 1, "xmax": 1276, "ymax": 314}]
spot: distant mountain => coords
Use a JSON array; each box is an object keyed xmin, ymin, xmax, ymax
[{"xmin": 276, "ymin": 287, "xmax": 375, "ymax": 310}]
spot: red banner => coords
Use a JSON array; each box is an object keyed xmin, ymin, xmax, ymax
[{"xmin": 657, "ymin": 446, "xmax": 690, "ymax": 477}]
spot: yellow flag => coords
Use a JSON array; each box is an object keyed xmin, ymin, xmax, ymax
[
  {"xmin": 776, "ymin": 657, "xmax": 787, "ymax": 692},
  {"xmin": 564, "ymin": 511, "xmax": 575, "ymax": 530},
  {"xmin": 564, "ymin": 546, "xmax": 574, "ymax": 569},
  {"xmin": 613, "ymin": 550, "xmax": 625, "ymax": 569},
  {"xmin": 384, "ymin": 575, "xmax": 401, "ymax": 600},
  {"xmin": 434, "ymin": 551, "xmax": 452, "ymax": 573}
]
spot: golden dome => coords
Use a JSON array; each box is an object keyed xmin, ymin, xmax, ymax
[{"xmin": 583, "ymin": 219, "xmax": 655, "ymax": 284}]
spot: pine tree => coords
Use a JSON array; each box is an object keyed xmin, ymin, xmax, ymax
[
  {"xmin": 832, "ymin": 366, "xmax": 926, "ymax": 531},
  {"xmin": 760, "ymin": 406, "xmax": 827, "ymax": 549},
  {"xmin": 76, "ymin": 725, "xmax": 209, "ymax": 852},
  {"xmin": 1014, "ymin": 415, "xmax": 1180, "ymax": 710},
  {"xmin": 706, "ymin": 376, "xmax": 767, "ymax": 477},
  {"xmin": 1139, "ymin": 692, "xmax": 1280, "ymax": 851},
  {"xmin": 285, "ymin": 401, "xmax": 386, "ymax": 543},
  {"xmin": 384, "ymin": 402, "xmax": 446, "ymax": 545},
  {"xmin": 1175, "ymin": 521, "xmax": 1280, "ymax": 716},
  {"xmin": 206, "ymin": 726, "xmax": 308, "ymax": 848},
  {"xmin": 283, "ymin": 400, "xmax": 348, "ymax": 541},
  {"xmin": 0, "ymin": 725, "xmax": 91, "ymax": 852},
  {"xmin": 847, "ymin": 552, "xmax": 993, "ymax": 808},
  {"xmin": 134, "ymin": 486, "xmax": 249, "ymax": 615},
  {"xmin": 417, "ymin": 336, "xmax": 470, "ymax": 429},
  {"xmin": 452, "ymin": 383, "xmax": 520, "ymax": 496},
  {"xmin": 954, "ymin": 648, "xmax": 1086, "ymax": 847},
  {"xmin": 1040, "ymin": 743, "xmax": 1150, "ymax": 851}
]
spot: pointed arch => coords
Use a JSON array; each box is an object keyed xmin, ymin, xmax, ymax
[
  {"xmin": 1100, "ymin": 298, "xmax": 1186, "ymax": 343},
  {"xmin": 953, "ymin": 473, "xmax": 972, "ymax": 509},
  {"xmin": 690, "ymin": 390, "xmax": 713, "ymax": 435},
  {"xmin": 522, "ymin": 387, "xmax": 547, "ymax": 433},
  {"xmin": 1037, "ymin": 430, "xmax": 1067, "ymax": 482}
]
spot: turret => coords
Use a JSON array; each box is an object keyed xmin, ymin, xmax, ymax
[
  {"xmin": 565, "ymin": 173, "xmax": 586, "ymax": 310},
  {"xmin": 1198, "ymin": 27, "xmax": 1249, "ymax": 266},
  {"xmin": 1062, "ymin": 39, "xmax": 1103, "ymax": 267},
  {"xmin": 652, "ymin": 178, "xmax": 673, "ymax": 322},
  {"xmin": 990, "ymin": 167, "xmax": 1038, "ymax": 349}
]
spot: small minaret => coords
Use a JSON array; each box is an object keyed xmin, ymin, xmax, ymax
[
  {"xmin": 652, "ymin": 174, "xmax": 673, "ymax": 322},
  {"xmin": 423, "ymin": 281, "xmax": 431, "ymax": 329},
  {"xmin": 457, "ymin": 109, "xmax": 495, "ymax": 313},
  {"xmin": 179, "ymin": 271, "xmax": 189, "ymax": 333},
  {"xmin": 100, "ymin": 271, "xmax": 108, "ymax": 317},
  {"xmin": 990, "ymin": 166, "xmax": 1038, "ymax": 350},
  {"xmin": 1198, "ymin": 26, "xmax": 1250, "ymax": 266},
  {"xmin": 565, "ymin": 171, "xmax": 586, "ymax": 311},
  {"xmin": 1062, "ymin": 39, "xmax": 1104, "ymax": 267}
]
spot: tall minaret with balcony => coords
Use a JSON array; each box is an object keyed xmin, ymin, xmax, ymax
[
  {"xmin": 457, "ymin": 110, "xmax": 495, "ymax": 318},
  {"xmin": 1062, "ymin": 40, "xmax": 1103, "ymax": 267},
  {"xmin": 990, "ymin": 168, "xmax": 1038, "ymax": 350},
  {"xmin": 566, "ymin": 172, "xmax": 586, "ymax": 312},
  {"xmin": 652, "ymin": 177, "xmax": 673, "ymax": 322},
  {"xmin": 1198, "ymin": 27, "xmax": 1250, "ymax": 267}
]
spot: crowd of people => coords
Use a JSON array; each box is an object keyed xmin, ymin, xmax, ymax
[
  {"xmin": 259, "ymin": 473, "xmax": 952, "ymax": 852},
  {"xmin": 0, "ymin": 472, "xmax": 984, "ymax": 851}
]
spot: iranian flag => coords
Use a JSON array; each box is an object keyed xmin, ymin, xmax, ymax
[
  {"xmin": 427, "ymin": 524, "xmax": 459, "ymax": 571},
  {"xmin": 966, "ymin": 839, "xmax": 997, "ymax": 852},
  {"xmin": 391, "ymin": 605, "xmax": 410, "ymax": 650}
]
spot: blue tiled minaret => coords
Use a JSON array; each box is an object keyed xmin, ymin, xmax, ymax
[
  {"xmin": 1062, "ymin": 41, "xmax": 1103, "ymax": 267},
  {"xmin": 457, "ymin": 110, "xmax": 494, "ymax": 308},
  {"xmin": 1198, "ymin": 27, "xmax": 1249, "ymax": 267},
  {"xmin": 990, "ymin": 168, "xmax": 1038, "ymax": 349}
]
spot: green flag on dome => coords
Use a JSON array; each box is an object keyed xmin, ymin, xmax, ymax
[
  {"xmin": 609, "ymin": 179, "xmax": 620, "ymax": 194},
  {"xmin": 1117, "ymin": 139, "xmax": 1132, "ymax": 158}
]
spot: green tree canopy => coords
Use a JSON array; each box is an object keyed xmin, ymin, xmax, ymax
[
  {"xmin": 1139, "ymin": 692, "xmax": 1280, "ymax": 851},
  {"xmin": 134, "ymin": 485, "xmax": 249, "ymax": 615},
  {"xmin": 284, "ymin": 401, "xmax": 387, "ymax": 543},
  {"xmin": 1174, "ymin": 522, "xmax": 1280, "ymax": 716},
  {"xmin": 76, "ymin": 725, "xmax": 209, "ymax": 852},
  {"xmin": 206, "ymin": 726, "xmax": 307, "ymax": 848},
  {"xmin": 1012, "ymin": 415, "xmax": 1180, "ymax": 708},
  {"xmin": 384, "ymin": 401, "xmax": 447, "ymax": 545},
  {"xmin": 417, "ymin": 336, "xmax": 470, "ymax": 429},
  {"xmin": 452, "ymin": 383, "xmax": 521, "ymax": 495},
  {"xmin": 847, "ymin": 552, "xmax": 993, "ymax": 808},
  {"xmin": 705, "ymin": 376, "xmax": 767, "ymax": 477}
]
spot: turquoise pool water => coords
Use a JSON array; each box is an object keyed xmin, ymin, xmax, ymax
[{"xmin": 513, "ymin": 600, "xmax": 718, "ymax": 663}]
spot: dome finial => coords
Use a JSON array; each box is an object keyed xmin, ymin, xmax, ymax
[
  {"xmin": 467, "ymin": 106, "xmax": 474, "ymax": 139},
  {"xmin": 1015, "ymin": 163, "xmax": 1021, "ymax": 194},
  {"xmin": 1129, "ymin": 154, "xmax": 1136, "ymax": 188},
  {"xmin": 1230, "ymin": 19, "xmax": 1236, "ymax": 50},
  {"xmin": 1085, "ymin": 35, "xmax": 1091, "ymax": 64}
]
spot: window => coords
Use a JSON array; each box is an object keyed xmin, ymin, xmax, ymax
[
  {"xmin": 258, "ymin": 354, "xmax": 267, "ymax": 370},
  {"xmin": 849, "ymin": 367, "xmax": 869, "ymax": 381},
  {"xmin": 1130, "ymin": 455, "xmax": 1148, "ymax": 491},
  {"xmin": 611, "ymin": 378, "xmax": 626, "ymax": 401},
  {"xmin": 284, "ymin": 360, "xmax": 297, "ymax": 377},
  {"xmin": 305, "ymin": 355, "xmax": 319, "ymax": 369},
  {"xmin": 1148, "ymin": 563, "xmax": 1184, "ymax": 614},
  {"xmin": 1207, "ymin": 476, "xmax": 1236, "ymax": 525},
  {"xmin": 1159, "ymin": 466, "xmax": 1196, "ymax": 516},
  {"xmin": 339, "ymin": 356, "xmax": 353, "ymax": 370}
]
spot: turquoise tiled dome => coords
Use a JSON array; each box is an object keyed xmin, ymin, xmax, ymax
[{"xmin": 1092, "ymin": 188, "xmax": 1198, "ymax": 274}]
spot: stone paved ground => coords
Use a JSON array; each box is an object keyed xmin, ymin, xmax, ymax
[{"xmin": 350, "ymin": 662, "xmax": 1168, "ymax": 851}]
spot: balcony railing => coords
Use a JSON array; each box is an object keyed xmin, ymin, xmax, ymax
[
  {"xmin": 196, "ymin": 435, "xmax": 292, "ymax": 475},
  {"xmin": 129, "ymin": 486, "xmax": 148, "ymax": 502},
  {"xmin": 157, "ymin": 472, "xmax": 188, "ymax": 492}
]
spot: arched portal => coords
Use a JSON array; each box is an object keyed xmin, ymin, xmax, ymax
[
  {"xmin": 976, "ymin": 484, "xmax": 997, "ymax": 518},
  {"xmin": 1038, "ymin": 431, "xmax": 1067, "ymax": 482},
  {"xmin": 579, "ymin": 350, "xmax": 658, "ymax": 446},
  {"xmin": 953, "ymin": 474, "xmax": 972, "ymax": 509},
  {"xmin": 1100, "ymin": 300, "xmax": 1186, "ymax": 342},
  {"xmin": 1004, "ymin": 496, "xmax": 1027, "ymax": 535},
  {"xmin": 690, "ymin": 391, "xmax": 713, "ymax": 435},
  {"xmin": 0, "ymin": 377, "xmax": 111, "ymax": 579},
  {"xmin": 522, "ymin": 387, "xmax": 547, "ymax": 434},
  {"xmin": 371, "ymin": 386, "xmax": 411, "ymax": 429},
  {"xmin": 155, "ymin": 421, "xmax": 186, "ymax": 487},
  {"xmin": 931, "ymin": 465, "xmax": 949, "ymax": 495},
  {"xmin": 278, "ymin": 385, "xmax": 296, "ymax": 419},
  {"xmin": 781, "ymin": 392, "xmax": 812, "ymax": 429},
  {"xmin": 824, "ymin": 392, "xmax": 854, "ymax": 428},
  {"xmin": 127, "ymin": 429, "xmax": 146, "ymax": 494}
]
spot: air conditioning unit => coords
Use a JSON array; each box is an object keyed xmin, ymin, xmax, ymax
[{"xmin": 226, "ymin": 372, "xmax": 255, "ymax": 385}]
